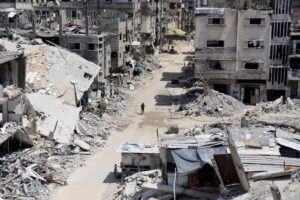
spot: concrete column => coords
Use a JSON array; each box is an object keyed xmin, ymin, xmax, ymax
[
  {"xmin": 32, "ymin": 11, "xmax": 36, "ymax": 35},
  {"xmin": 2, "ymin": 102, "xmax": 8, "ymax": 123},
  {"xmin": 59, "ymin": 11, "xmax": 62, "ymax": 36},
  {"xmin": 17, "ymin": 58, "xmax": 26, "ymax": 89}
]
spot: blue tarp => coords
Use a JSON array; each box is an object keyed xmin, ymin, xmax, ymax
[{"xmin": 171, "ymin": 146, "xmax": 227, "ymax": 174}]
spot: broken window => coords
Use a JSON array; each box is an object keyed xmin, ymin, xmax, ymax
[
  {"xmin": 69, "ymin": 43, "xmax": 80, "ymax": 50},
  {"xmin": 111, "ymin": 51, "xmax": 118, "ymax": 58},
  {"xmin": 244, "ymin": 62, "xmax": 259, "ymax": 69},
  {"xmin": 296, "ymin": 43, "xmax": 300, "ymax": 54},
  {"xmin": 245, "ymin": 18, "xmax": 265, "ymax": 25},
  {"xmin": 71, "ymin": 10, "xmax": 77, "ymax": 19},
  {"xmin": 208, "ymin": 18, "xmax": 225, "ymax": 25},
  {"xmin": 250, "ymin": 18, "xmax": 262, "ymax": 25},
  {"xmin": 208, "ymin": 60, "xmax": 223, "ymax": 70},
  {"xmin": 207, "ymin": 40, "xmax": 224, "ymax": 47},
  {"xmin": 246, "ymin": 40, "xmax": 264, "ymax": 48},
  {"xmin": 170, "ymin": 3, "xmax": 176, "ymax": 9},
  {"xmin": 290, "ymin": 58, "xmax": 300, "ymax": 70},
  {"xmin": 88, "ymin": 43, "xmax": 96, "ymax": 51}
]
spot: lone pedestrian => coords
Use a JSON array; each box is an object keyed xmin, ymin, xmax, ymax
[{"xmin": 141, "ymin": 102, "xmax": 145, "ymax": 115}]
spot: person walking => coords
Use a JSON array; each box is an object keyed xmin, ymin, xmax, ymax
[{"xmin": 141, "ymin": 103, "xmax": 145, "ymax": 115}]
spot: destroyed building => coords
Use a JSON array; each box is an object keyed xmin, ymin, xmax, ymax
[
  {"xmin": 289, "ymin": 0, "xmax": 300, "ymax": 98},
  {"xmin": 0, "ymin": 51, "xmax": 34, "ymax": 158},
  {"xmin": 98, "ymin": 10, "xmax": 127, "ymax": 72},
  {"xmin": 182, "ymin": 0, "xmax": 195, "ymax": 32},
  {"xmin": 194, "ymin": 0, "xmax": 295, "ymax": 104}
]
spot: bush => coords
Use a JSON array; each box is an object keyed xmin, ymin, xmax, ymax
[{"xmin": 98, "ymin": 100, "xmax": 107, "ymax": 113}]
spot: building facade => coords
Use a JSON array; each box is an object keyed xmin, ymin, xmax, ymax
[{"xmin": 194, "ymin": 0, "xmax": 295, "ymax": 104}]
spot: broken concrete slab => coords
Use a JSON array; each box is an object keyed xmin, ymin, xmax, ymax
[
  {"xmin": 251, "ymin": 169, "xmax": 293, "ymax": 181},
  {"xmin": 74, "ymin": 139, "xmax": 90, "ymax": 151},
  {"xmin": 26, "ymin": 93, "xmax": 80, "ymax": 144},
  {"xmin": 142, "ymin": 183, "xmax": 218, "ymax": 199}
]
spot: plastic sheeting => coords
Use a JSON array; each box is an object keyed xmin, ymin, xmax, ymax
[{"xmin": 171, "ymin": 146, "xmax": 227, "ymax": 174}]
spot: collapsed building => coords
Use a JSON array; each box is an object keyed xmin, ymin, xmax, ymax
[
  {"xmin": 0, "ymin": 50, "xmax": 34, "ymax": 156},
  {"xmin": 0, "ymin": 0, "xmax": 183, "ymax": 96},
  {"xmin": 289, "ymin": 0, "xmax": 300, "ymax": 98},
  {"xmin": 194, "ymin": 0, "xmax": 298, "ymax": 104}
]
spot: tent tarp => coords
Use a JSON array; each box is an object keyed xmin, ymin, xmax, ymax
[{"xmin": 171, "ymin": 146, "xmax": 227, "ymax": 174}]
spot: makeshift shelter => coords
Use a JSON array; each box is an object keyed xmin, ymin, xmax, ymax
[{"xmin": 158, "ymin": 135, "xmax": 240, "ymax": 190}]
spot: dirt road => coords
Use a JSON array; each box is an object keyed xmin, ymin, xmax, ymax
[{"xmin": 54, "ymin": 41, "xmax": 195, "ymax": 200}]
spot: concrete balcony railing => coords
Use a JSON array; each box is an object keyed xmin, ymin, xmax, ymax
[
  {"xmin": 194, "ymin": 69, "xmax": 236, "ymax": 80},
  {"xmin": 237, "ymin": 69, "xmax": 266, "ymax": 80},
  {"xmin": 195, "ymin": 47, "xmax": 236, "ymax": 60},
  {"xmin": 195, "ymin": 47, "xmax": 236, "ymax": 54}
]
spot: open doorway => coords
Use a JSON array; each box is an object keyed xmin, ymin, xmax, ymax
[
  {"xmin": 243, "ymin": 86, "xmax": 260, "ymax": 105},
  {"xmin": 213, "ymin": 84, "xmax": 229, "ymax": 95},
  {"xmin": 267, "ymin": 90, "xmax": 286, "ymax": 101},
  {"xmin": 188, "ymin": 164, "xmax": 220, "ymax": 188}
]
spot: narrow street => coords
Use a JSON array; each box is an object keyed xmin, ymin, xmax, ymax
[{"xmin": 55, "ymin": 41, "xmax": 195, "ymax": 200}]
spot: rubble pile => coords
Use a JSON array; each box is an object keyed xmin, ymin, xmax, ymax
[
  {"xmin": 179, "ymin": 124, "xmax": 225, "ymax": 137},
  {"xmin": 114, "ymin": 170, "xmax": 163, "ymax": 199},
  {"xmin": 245, "ymin": 97, "xmax": 300, "ymax": 131},
  {"xmin": 282, "ymin": 169, "xmax": 300, "ymax": 199},
  {"xmin": 178, "ymin": 89, "xmax": 244, "ymax": 117},
  {"xmin": 0, "ymin": 142, "xmax": 87, "ymax": 200},
  {"xmin": 247, "ymin": 96, "xmax": 297, "ymax": 116},
  {"xmin": 132, "ymin": 55, "xmax": 162, "ymax": 82},
  {"xmin": 141, "ymin": 55, "xmax": 162, "ymax": 71},
  {"xmin": 75, "ymin": 112, "xmax": 116, "ymax": 147}
]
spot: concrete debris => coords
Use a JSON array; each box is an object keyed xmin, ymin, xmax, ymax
[
  {"xmin": 74, "ymin": 139, "xmax": 90, "ymax": 151},
  {"xmin": 2, "ymin": 85, "xmax": 22, "ymax": 99},
  {"xmin": 247, "ymin": 97, "xmax": 297, "ymax": 116},
  {"xmin": 27, "ymin": 93, "xmax": 81, "ymax": 144},
  {"xmin": 179, "ymin": 123, "xmax": 225, "ymax": 137},
  {"xmin": 245, "ymin": 97, "xmax": 300, "ymax": 131},
  {"xmin": 178, "ymin": 89, "xmax": 244, "ymax": 117},
  {"xmin": 25, "ymin": 45, "xmax": 101, "ymax": 106},
  {"xmin": 0, "ymin": 122, "xmax": 33, "ymax": 146},
  {"xmin": 0, "ymin": 37, "xmax": 101, "ymax": 106},
  {"xmin": 76, "ymin": 112, "xmax": 116, "ymax": 140},
  {"xmin": 251, "ymin": 169, "xmax": 294, "ymax": 181},
  {"xmin": 114, "ymin": 170, "xmax": 163, "ymax": 199}
]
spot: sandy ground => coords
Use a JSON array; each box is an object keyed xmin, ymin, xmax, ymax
[
  {"xmin": 54, "ymin": 42, "xmax": 194, "ymax": 200},
  {"xmin": 54, "ymin": 41, "xmax": 247, "ymax": 200}
]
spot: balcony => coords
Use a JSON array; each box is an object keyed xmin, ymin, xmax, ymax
[
  {"xmin": 237, "ymin": 69, "xmax": 266, "ymax": 80},
  {"xmin": 195, "ymin": 47, "xmax": 236, "ymax": 60},
  {"xmin": 194, "ymin": 69, "xmax": 236, "ymax": 80}
]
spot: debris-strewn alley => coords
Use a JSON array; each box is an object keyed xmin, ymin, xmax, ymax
[{"xmin": 55, "ymin": 40, "xmax": 196, "ymax": 200}]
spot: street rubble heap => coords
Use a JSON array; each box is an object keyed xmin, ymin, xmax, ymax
[
  {"xmin": 114, "ymin": 170, "xmax": 164, "ymax": 200},
  {"xmin": 244, "ymin": 96, "xmax": 300, "ymax": 131},
  {"xmin": 178, "ymin": 89, "xmax": 244, "ymax": 117}
]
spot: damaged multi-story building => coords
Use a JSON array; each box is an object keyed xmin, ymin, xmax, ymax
[
  {"xmin": 289, "ymin": 0, "xmax": 300, "ymax": 98},
  {"xmin": 0, "ymin": 51, "xmax": 34, "ymax": 155},
  {"xmin": 194, "ymin": 0, "xmax": 295, "ymax": 104}
]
